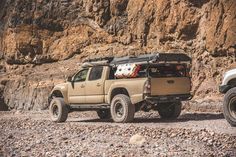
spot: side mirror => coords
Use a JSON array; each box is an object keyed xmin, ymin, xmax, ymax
[{"xmin": 67, "ymin": 76, "xmax": 73, "ymax": 82}]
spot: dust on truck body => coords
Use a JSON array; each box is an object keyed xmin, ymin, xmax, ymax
[{"xmin": 49, "ymin": 53, "xmax": 192, "ymax": 123}]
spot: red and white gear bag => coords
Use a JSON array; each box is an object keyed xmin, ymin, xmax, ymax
[{"xmin": 115, "ymin": 64, "xmax": 140, "ymax": 78}]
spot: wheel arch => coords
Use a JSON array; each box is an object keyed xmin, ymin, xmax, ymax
[
  {"xmin": 49, "ymin": 89, "xmax": 67, "ymax": 104},
  {"xmin": 51, "ymin": 90, "xmax": 64, "ymax": 97},
  {"xmin": 224, "ymin": 78, "xmax": 236, "ymax": 93},
  {"xmin": 228, "ymin": 78, "xmax": 236, "ymax": 87},
  {"xmin": 108, "ymin": 87, "xmax": 130, "ymax": 104}
]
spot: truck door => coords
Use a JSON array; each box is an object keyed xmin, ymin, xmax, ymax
[
  {"xmin": 68, "ymin": 69, "xmax": 89, "ymax": 104},
  {"xmin": 85, "ymin": 66, "xmax": 105, "ymax": 103}
]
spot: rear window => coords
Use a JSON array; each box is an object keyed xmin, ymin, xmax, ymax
[
  {"xmin": 89, "ymin": 66, "xmax": 103, "ymax": 80},
  {"xmin": 148, "ymin": 64, "xmax": 186, "ymax": 78}
]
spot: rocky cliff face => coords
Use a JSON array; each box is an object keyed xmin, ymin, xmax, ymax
[{"xmin": 0, "ymin": 0, "xmax": 235, "ymax": 110}]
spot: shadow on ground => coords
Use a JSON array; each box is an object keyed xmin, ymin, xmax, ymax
[{"xmin": 69, "ymin": 112, "xmax": 224, "ymax": 123}]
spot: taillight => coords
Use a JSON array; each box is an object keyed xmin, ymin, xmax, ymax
[
  {"xmin": 186, "ymin": 71, "xmax": 190, "ymax": 77},
  {"xmin": 186, "ymin": 65, "xmax": 192, "ymax": 77},
  {"xmin": 144, "ymin": 79, "xmax": 151, "ymax": 94},
  {"xmin": 186, "ymin": 68, "xmax": 192, "ymax": 90}
]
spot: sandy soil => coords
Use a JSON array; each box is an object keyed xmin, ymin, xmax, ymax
[{"xmin": 0, "ymin": 110, "xmax": 236, "ymax": 157}]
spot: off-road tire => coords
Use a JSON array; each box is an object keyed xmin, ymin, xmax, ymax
[
  {"xmin": 49, "ymin": 98, "xmax": 69, "ymax": 123},
  {"xmin": 110, "ymin": 94, "xmax": 135, "ymax": 123},
  {"xmin": 97, "ymin": 109, "xmax": 111, "ymax": 119},
  {"xmin": 223, "ymin": 87, "xmax": 236, "ymax": 127},
  {"xmin": 158, "ymin": 101, "xmax": 182, "ymax": 119}
]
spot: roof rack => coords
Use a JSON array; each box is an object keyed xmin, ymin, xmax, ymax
[
  {"xmin": 81, "ymin": 53, "xmax": 191, "ymax": 67},
  {"xmin": 83, "ymin": 56, "xmax": 114, "ymax": 63},
  {"xmin": 110, "ymin": 53, "xmax": 191, "ymax": 65}
]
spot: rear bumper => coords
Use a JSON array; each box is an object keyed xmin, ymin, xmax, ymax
[
  {"xmin": 144, "ymin": 94, "xmax": 192, "ymax": 103},
  {"xmin": 219, "ymin": 85, "xmax": 231, "ymax": 94}
]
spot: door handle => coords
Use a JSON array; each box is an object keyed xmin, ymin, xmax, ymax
[
  {"xmin": 167, "ymin": 80, "xmax": 174, "ymax": 84},
  {"xmin": 80, "ymin": 84, "xmax": 85, "ymax": 88},
  {"xmin": 96, "ymin": 83, "xmax": 101, "ymax": 87}
]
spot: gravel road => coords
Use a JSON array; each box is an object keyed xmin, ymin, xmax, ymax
[{"xmin": 0, "ymin": 110, "xmax": 236, "ymax": 157}]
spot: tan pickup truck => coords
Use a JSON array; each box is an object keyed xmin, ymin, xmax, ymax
[{"xmin": 49, "ymin": 53, "xmax": 192, "ymax": 123}]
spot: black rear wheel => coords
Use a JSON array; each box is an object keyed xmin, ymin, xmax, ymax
[
  {"xmin": 110, "ymin": 94, "xmax": 135, "ymax": 123},
  {"xmin": 97, "ymin": 109, "xmax": 111, "ymax": 119},
  {"xmin": 158, "ymin": 102, "xmax": 182, "ymax": 119}
]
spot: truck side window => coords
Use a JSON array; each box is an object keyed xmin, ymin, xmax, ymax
[
  {"xmin": 73, "ymin": 69, "xmax": 89, "ymax": 82},
  {"xmin": 89, "ymin": 66, "xmax": 103, "ymax": 81}
]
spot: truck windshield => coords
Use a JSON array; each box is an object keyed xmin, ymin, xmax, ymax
[{"xmin": 148, "ymin": 64, "xmax": 187, "ymax": 78}]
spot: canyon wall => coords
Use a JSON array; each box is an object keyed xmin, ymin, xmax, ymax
[{"xmin": 0, "ymin": 0, "xmax": 235, "ymax": 110}]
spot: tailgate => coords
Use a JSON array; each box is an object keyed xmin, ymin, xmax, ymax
[{"xmin": 150, "ymin": 77, "xmax": 191, "ymax": 96}]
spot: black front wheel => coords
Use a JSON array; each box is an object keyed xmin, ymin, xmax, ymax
[
  {"xmin": 223, "ymin": 87, "xmax": 236, "ymax": 127},
  {"xmin": 49, "ymin": 98, "xmax": 69, "ymax": 123},
  {"xmin": 158, "ymin": 102, "xmax": 182, "ymax": 119}
]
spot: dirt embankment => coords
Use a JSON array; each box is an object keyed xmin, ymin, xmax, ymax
[{"xmin": 0, "ymin": 0, "xmax": 236, "ymax": 110}]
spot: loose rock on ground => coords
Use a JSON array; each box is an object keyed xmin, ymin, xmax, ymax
[{"xmin": 0, "ymin": 110, "xmax": 236, "ymax": 156}]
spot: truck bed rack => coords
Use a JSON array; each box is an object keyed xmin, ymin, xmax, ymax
[
  {"xmin": 82, "ymin": 53, "xmax": 191, "ymax": 67},
  {"xmin": 110, "ymin": 53, "xmax": 191, "ymax": 65}
]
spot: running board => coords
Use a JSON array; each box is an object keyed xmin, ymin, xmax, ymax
[{"xmin": 69, "ymin": 104, "xmax": 110, "ymax": 111}]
